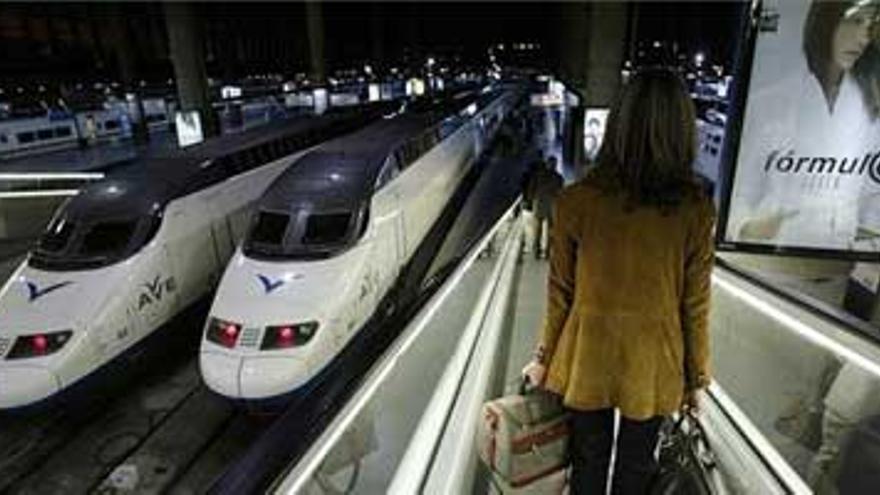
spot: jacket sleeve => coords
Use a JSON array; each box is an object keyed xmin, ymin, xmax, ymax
[
  {"xmin": 539, "ymin": 196, "xmax": 577, "ymax": 363},
  {"xmin": 682, "ymin": 200, "xmax": 716, "ymax": 389}
]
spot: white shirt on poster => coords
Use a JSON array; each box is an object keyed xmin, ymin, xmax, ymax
[{"xmin": 728, "ymin": 63, "xmax": 876, "ymax": 250}]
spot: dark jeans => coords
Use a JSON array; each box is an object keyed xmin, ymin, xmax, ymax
[{"xmin": 569, "ymin": 408, "xmax": 663, "ymax": 495}]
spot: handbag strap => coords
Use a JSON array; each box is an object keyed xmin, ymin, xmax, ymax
[{"xmin": 679, "ymin": 410, "xmax": 717, "ymax": 470}]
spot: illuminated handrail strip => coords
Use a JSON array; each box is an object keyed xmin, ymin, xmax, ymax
[
  {"xmin": 712, "ymin": 269, "xmax": 880, "ymax": 380},
  {"xmin": 0, "ymin": 172, "xmax": 105, "ymax": 181},
  {"xmin": 0, "ymin": 190, "xmax": 80, "ymax": 199},
  {"xmin": 388, "ymin": 213, "xmax": 522, "ymax": 494},
  {"xmin": 708, "ymin": 383, "xmax": 811, "ymax": 494},
  {"xmin": 273, "ymin": 199, "xmax": 521, "ymax": 494}
]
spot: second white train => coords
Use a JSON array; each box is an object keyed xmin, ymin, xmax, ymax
[{"xmin": 200, "ymin": 88, "xmax": 520, "ymax": 400}]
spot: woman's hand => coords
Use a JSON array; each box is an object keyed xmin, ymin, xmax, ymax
[
  {"xmin": 522, "ymin": 359, "xmax": 547, "ymax": 388},
  {"xmin": 681, "ymin": 388, "xmax": 701, "ymax": 414},
  {"xmin": 738, "ymin": 209, "xmax": 799, "ymax": 241}
]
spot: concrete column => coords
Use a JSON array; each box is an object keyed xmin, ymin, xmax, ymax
[
  {"xmin": 583, "ymin": 2, "xmax": 628, "ymax": 107},
  {"xmin": 163, "ymin": 2, "xmax": 219, "ymax": 138},
  {"xmin": 305, "ymin": 2, "xmax": 326, "ymax": 84},
  {"xmin": 559, "ymin": 3, "xmax": 590, "ymax": 93},
  {"xmin": 559, "ymin": 2, "xmax": 628, "ymax": 171},
  {"xmin": 107, "ymin": 7, "xmax": 150, "ymax": 144}
]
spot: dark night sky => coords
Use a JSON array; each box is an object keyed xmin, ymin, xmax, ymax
[
  {"xmin": 319, "ymin": 2, "xmax": 747, "ymax": 70},
  {"xmin": 0, "ymin": 1, "xmax": 748, "ymax": 83}
]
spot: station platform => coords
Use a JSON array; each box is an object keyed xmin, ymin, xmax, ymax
[{"xmin": 0, "ymin": 129, "xmax": 179, "ymax": 174}]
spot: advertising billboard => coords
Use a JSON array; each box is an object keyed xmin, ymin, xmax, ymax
[{"xmin": 721, "ymin": 0, "xmax": 880, "ymax": 258}]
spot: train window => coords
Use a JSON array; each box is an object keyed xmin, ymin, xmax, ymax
[
  {"xmin": 0, "ymin": 134, "xmax": 7, "ymax": 144},
  {"xmin": 37, "ymin": 129, "xmax": 54, "ymax": 140},
  {"xmin": 55, "ymin": 126, "xmax": 72, "ymax": 138},
  {"xmin": 303, "ymin": 213, "xmax": 351, "ymax": 245},
  {"xmin": 39, "ymin": 218, "xmax": 76, "ymax": 253},
  {"xmin": 103, "ymin": 120, "xmax": 120, "ymax": 130},
  {"xmin": 243, "ymin": 148, "xmax": 258, "ymax": 169},
  {"xmin": 231, "ymin": 151, "xmax": 248, "ymax": 173},
  {"xmin": 79, "ymin": 221, "xmax": 136, "ymax": 257},
  {"xmin": 410, "ymin": 140, "xmax": 423, "ymax": 163},
  {"xmin": 375, "ymin": 155, "xmax": 400, "ymax": 190},
  {"xmin": 17, "ymin": 131, "xmax": 35, "ymax": 144},
  {"xmin": 424, "ymin": 130, "xmax": 437, "ymax": 150},
  {"xmin": 258, "ymin": 144, "xmax": 270, "ymax": 164},
  {"xmin": 256, "ymin": 144, "xmax": 268, "ymax": 164},
  {"xmin": 250, "ymin": 211, "xmax": 290, "ymax": 245}
]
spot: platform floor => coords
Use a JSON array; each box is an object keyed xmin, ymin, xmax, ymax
[{"xmin": 0, "ymin": 129, "xmax": 179, "ymax": 173}]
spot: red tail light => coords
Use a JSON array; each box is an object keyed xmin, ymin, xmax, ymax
[
  {"xmin": 277, "ymin": 327, "xmax": 296, "ymax": 347},
  {"xmin": 32, "ymin": 334, "xmax": 49, "ymax": 354},
  {"xmin": 6, "ymin": 331, "xmax": 72, "ymax": 360},
  {"xmin": 261, "ymin": 322, "xmax": 319, "ymax": 350},
  {"xmin": 206, "ymin": 318, "xmax": 242, "ymax": 349}
]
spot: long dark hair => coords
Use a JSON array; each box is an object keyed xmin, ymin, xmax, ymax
[
  {"xmin": 803, "ymin": 0, "xmax": 880, "ymax": 120},
  {"xmin": 594, "ymin": 67, "xmax": 700, "ymax": 211}
]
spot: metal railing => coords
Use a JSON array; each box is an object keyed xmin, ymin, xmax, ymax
[
  {"xmin": 271, "ymin": 201, "xmax": 522, "ymax": 494},
  {"xmin": 0, "ymin": 172, "xmax": 104, "ymax": 199}
]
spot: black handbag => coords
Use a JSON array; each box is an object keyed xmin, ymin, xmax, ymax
[{"xmin": 651, "ymin": 411, "xmax": 717, "ymax": 495}]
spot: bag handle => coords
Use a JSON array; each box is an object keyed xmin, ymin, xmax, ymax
[{"xmin": 677, "ymin": 410, "xmax": 717, "ymax": 470}]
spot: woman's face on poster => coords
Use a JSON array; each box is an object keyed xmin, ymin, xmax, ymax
[{"xmin": 832, "ymin": 5, "xmax": 877, "ymax": 70}]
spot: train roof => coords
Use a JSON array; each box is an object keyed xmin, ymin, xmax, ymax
[
  {"xmin": 256, "ymin": 90, "xmax": 507, "ymax": 214},
  {"xmin": 59, "ymin": 106, "xmax": 389, "ymax": 223}
]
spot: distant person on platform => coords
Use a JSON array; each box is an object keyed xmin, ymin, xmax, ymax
[
  {"xmin": 525, "ymin": 155, "xmax": 563, "ymax": 259},
  {"xmin": 84, "ymin": 114, "xmax": 98, "ymax": 145}
]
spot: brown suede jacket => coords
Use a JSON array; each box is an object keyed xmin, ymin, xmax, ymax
[{"xmin": 539, "ymin": 177, "xmax": 715, "ymax": 420}]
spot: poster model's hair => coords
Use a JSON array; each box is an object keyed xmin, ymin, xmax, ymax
[{"xmin": 803, "ymin": 0, "xmax": 880, "ymax": 120}]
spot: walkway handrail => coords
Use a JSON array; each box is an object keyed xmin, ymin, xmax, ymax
[
  {"xmin": 272, "ymin": 199, "xmax": 522, "ymax": 494},
  {"xmin": 0, "ymin": 172, "xmax": 104, "ymax": 199},
  {"xmin": 388, "ymin": 207, "xmax": 522, "ymax": 494}
]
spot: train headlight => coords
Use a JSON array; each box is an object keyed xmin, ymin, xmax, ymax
[
  {"xmin": 6, "ymin": 330, "xmax": 73, "ymax": 359},
  {"xmin": 206, "ymin": 318, "xmax": 242, "ymax": 349},
  {"xmin": 260, "ymin": 322, "xmax": 319, "ymax": 350}
]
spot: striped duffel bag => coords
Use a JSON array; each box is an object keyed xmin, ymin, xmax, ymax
[{"xmin": 477, "ymin": 383, "xmax": 570, "ymax": 492}]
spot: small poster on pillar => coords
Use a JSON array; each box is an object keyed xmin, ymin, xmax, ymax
[
  {"xmin": 175, "ymin": 111, "xmax": 204, "ymax": 148},
  {"xmin": 721, "ymin": 0, "xmax": 880, "ymax": 258}
]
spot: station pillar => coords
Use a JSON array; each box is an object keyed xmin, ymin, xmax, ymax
[
  {"xmin": 163, "ymin": 2, "xmax": 219, "ymax": 139},
  {"xmin": 306, "ymin": 2, "xmax": 326, "ymax": 84},
  {"xmin": 559, "ymin": 2, "xmax": 628, "ymax": 171},
  {"xmin": 107, "ymin": 7, "xmax": 150, "ymax": 144}
]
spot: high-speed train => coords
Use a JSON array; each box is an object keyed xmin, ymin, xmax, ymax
[
  {"xmin": 200, "ymin": 87, "xmax": 521, "ymax": 401},
  {"xmin": 0, "ymin": 105, "xmax": 391, "ymax": 409}
]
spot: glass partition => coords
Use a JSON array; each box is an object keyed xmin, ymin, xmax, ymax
[
  {"xmin": 273, "ymin": 213, "xmax": 518, "ymax": 494},
  {"xmin": 710, "ymin": 266, "xmax": 880, "ymax": 494}
]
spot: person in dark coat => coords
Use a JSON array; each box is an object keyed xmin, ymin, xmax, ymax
[{"xmin": 525, "ymin": 155, "xmax": 564, "ymax": 258}]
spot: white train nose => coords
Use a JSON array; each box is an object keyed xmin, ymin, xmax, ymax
[
  {"xmin": 0, "ymin": 366, "xmax": 60, "ymax": 408},
  {"xmin": 239, "ymin": 356, "xmax": 312, "ymax": 399},
  {"xmin": 200, "ymin": 351, "xmax": 243, "ymax": 398}
]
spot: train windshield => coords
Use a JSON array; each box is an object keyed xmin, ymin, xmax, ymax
[
  {"xmin": 29, "ymin": 214, "xmax": 161, "ymax": 271},
  {"xmin": 244, "ymin": 206, "xmax": 368, "ymax": 260},
  {"xmin": 303, "ymin": 213, "xmax": 351, "ymax": 245}
]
